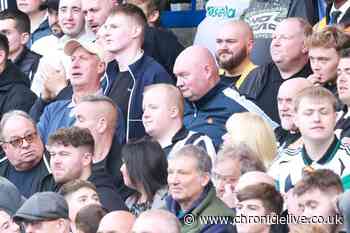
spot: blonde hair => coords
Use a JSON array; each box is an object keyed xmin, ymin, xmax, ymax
[{"xmin": 225, "ymin": 112, "xmax": 277, "ymax": 167}]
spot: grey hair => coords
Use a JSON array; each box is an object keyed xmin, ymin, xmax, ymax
[
  {"xmin": 216, "ymin": 143, "xmax": 266, "ymax": 175},
  {"xmin": 0, "ymin": 110, "xmax": 36, "ymax": 141},
  {"xmin": 79, "ymin": 94, "xmax": 117, "ymax": 110},
  {"xmin": 171, "ymin": 145, "xmax": 212, "ymax": 174}
]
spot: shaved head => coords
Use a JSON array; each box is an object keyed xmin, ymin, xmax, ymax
[
  {"xmin": 236, "ymin": 171, "xmax": 275, "ymax": 191},
  {"xmin": 97, "ymin": 211, "xmax": 135, "ymax": 233},
  {"xmin": 174, "ymin": 46, "xmax": 219, "ymax": 101},
  {"xmin": 132, "ymin": 209, "xmax": 180, "ymax": 233}
]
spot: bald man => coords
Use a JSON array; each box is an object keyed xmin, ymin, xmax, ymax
[
  {"xmin": 97, "ymin": 211, "xmax": 135, "ymax": 233},
  {"xmin": 74, "ymin": 95, "xmax": 131, "ymax": 199},
  {"xmin": 174, "ymin": 45, "xmax": 277, "ymax": 148},
  {"xmin": 275, "ymin": 78, "xmax": 313, "ymax": 149},
  {"xmin": 215, "ymin": 20, "xmax": 256, "ymax": 90},
  {"xmin": 142, "ymin": 84, "xmax": 216, "ymax": 158},
  {"xmin": 132, "ymin": 210, "xmax": 180, "ymax": 233}
]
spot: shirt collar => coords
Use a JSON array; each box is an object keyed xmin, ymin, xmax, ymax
[
  {"xmin": 330, "ymin": 1, "xmax": 350, "ymax": 22},
  {"xmin": 301, "ymin": 136, "xmax": 340, "ymax": 165}
]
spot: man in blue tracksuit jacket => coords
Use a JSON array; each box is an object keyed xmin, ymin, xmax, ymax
[
  {"xmin": 102, "ymin": 4, "xmax": 174, "ymax": 142},
  {"xmin": 174, "ymin": 46, "xmax": 278, "ymax": 149}
]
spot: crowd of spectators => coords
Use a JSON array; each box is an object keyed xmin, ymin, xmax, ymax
[{"xmin": 1, "ymin": 0, "xmax": 350, "ymax": 233}]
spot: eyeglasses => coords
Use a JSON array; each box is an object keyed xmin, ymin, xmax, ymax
[{"xmin": 2, "ymin": 132, "xmax": 38, "ymax": 148}]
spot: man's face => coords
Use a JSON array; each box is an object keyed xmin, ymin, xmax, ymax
[
  {"xmin": 142, "ymin": 90, "xmax": 174, "ymax": 139},
  {"xmin": 2, "ymin": 116, "xmax": 43, "ymax": 171},
  {"xmin": 58, "ymin": 0, "xmax": 85, "ymax": 37},
  {"xmin": 65, "ymin": 187, "xmax": 101, "ymax": 222},
  {"xmin": 0, "ymin": 19, "xmax": 26, "ymax": 57},
  {"xmin": 167, "ymin": 156, "xmax": 209, "ymax": 209},
  {"xmin": 23, "ymin": 220, "xmax": 63, "ymax": 233},
  {"xmin": 82, "ymin": 0, "xmax": 111, "ymax": 34},
  {"xmin": 174, "ymin": 58, "xmax": 209, "ymax": 101},
  {"xmin": 16, "ymin": 0, "xmax": 44, "ymax": 14},
  {"xmin": 212, "ymin": 159, "xmax": 240, "ymax": 199},
  {"xmin": 103, "ymin": 14, "xmax": 134, "ymax": 54},
  {"xmin": 277, "ymin": 85, "xmax": 298, "ymax": 131},
  {"xmin": 270, "ymin": 20, "xmax": 307, "ymax": 70},
  {"xmin": 309, "ymin": 47, "xmax": 339, "ymax": 85},
  {"xmin": 48, "ymin": 143, "xmax": 91, "ymax": 184},
  {"xmin": 297, "ymin": 189, "xmax": 337, "ymax": 224},
  {"xmin": 0, "ymin": 211, "xmax": 20, "ymax": 233},
  {"xmin": 48, "ymin": 9, "xmax": 63, "ymax": 37},
  {"xmin": 69, "ymin": 46, "xmax": 103, "ymax": 88},
  {"xmin": 236, "ymin": 199, "xmax": 270, "ymax": 233},
  {"xmin": 337, "ymin": 57, "xmax": 350, "ymax": 105},
  {"xmin": 215, "ymin": 25, "xmax": 248, "ymax": 71},
  {"xmin": 294, "ymin": 98, "xmax": 336, "ymax": 143},
  {"xmin": 74, "ymin": 102, "xmax": 99, "ymax": 139}
]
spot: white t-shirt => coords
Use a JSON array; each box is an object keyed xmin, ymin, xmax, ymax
[{"xmin": 193, "ymin": 0, "xmax": 250, "ymax": 55}]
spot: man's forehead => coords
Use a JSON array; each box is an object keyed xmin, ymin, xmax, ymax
[
  {"xmin": 60, "ymin": 0, "xmax": 81, "ymax": 8},
  {"xmin": 339, "ymin": 57, "xmax": 350, "ymax": 68}
]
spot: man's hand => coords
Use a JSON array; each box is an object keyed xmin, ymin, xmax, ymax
[
  {"xmin": 41, "ymin": 63, "xmax": 67, "ymax": 101},
  {"xmin": 307, "ymin": 73, "xmax": 323, "ymax": 86}
]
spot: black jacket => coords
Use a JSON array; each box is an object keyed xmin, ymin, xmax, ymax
[
  {"xmin": 92, "ymin": 137, "xmax": 134, "ymax": 200},
  {"xmin": 239, "ymin": 62, "xmax": 312, "ymax": 122},
  {"xmin": 0, "ymin": 151, "xmax": 56, "ymax": 197},
  {"xmin": 14, "ymin": 47, "xmax": 41, "ymax": 83},
  {"xmin": 0, "ymin": 60, "xmax": 36, "ymax": 119},
  {"xmin": 143, "ymin": 26, "xmax": 184, "ymax": 78}
]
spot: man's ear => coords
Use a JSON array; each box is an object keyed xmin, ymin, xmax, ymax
[
  {"xmin": 200, "ymin": 172, "xmax": 210, "ymax": 187},
  {"xmin": 20, "ymin": 32, "xmax": 30, "ymax": 45},
  {"xmin": 169, "ymin": 106, "xmax": 179, "ymax": 118}
]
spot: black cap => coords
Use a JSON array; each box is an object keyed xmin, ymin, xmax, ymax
[
  {"xmin": 13, "ymin": 192, "xmax": 69, "ymax": 222},
  {"xmin": 0, "ymin": 177, "xmax": 25, "ymax": 216}
]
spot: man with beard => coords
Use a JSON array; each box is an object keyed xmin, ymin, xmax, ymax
[{"xmin": 215, "ymin": 20, "xmax": 256, "ymax": 90}]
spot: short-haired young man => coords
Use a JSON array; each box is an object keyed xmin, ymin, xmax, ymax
[
  {"xmin": 59, "ymin": 179, "xmax": 103, "ymax": 233},
  {"xmin": 102, "ymin": 4, "xmax": 174, "ymax": 141},
  {"xmin": 273, "ymin": 86, "xmax": 350, "ymax": 193},
  {"xmin": 142, "ymin": 84, "xmax": 216, "ymax": 158},
  {"xmin": 48, "ymin": 127, "xmax": 127, "ymax": 213},
  {"xmin": 293, "ymin": 169, "xmax": 344, "ymax": 233},
  {"xmin": 236, "ymin": 183, "xmax": 284, "ymax": 233},
  {"xmin": 335, "ymin": 47, "xmax": 350, "ymax": 142},
  {"xmin": 306, "ymin": 26, "xmax": 350, "ymax": 97},
  {"xmin": 0, "ymin": 9, "xmax": 42, "ymax": 82},
  {"xmin": 75, "ymin": 204, "xmax": 106, "ymax": 233}
]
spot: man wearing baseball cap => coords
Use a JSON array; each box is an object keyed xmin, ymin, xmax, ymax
[
  {"xmin": 0, "ymin": 177, "xmax": 24, "ymax": 233},
  {"xmin": 13, "ymin": 192, "xmax": 70, "ymax": 233}
]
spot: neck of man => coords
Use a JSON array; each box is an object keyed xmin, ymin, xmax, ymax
[
  {"xmin": 29, "ymin": 10, "xmax": 46, "ymax": 34},
  {"xmin": 179, "ymin": 191, "xmax": 204, "ymax": 212},
  {"xmin": 79, "ymin": 168, "xmax": 92, "ymax": 181},
  {"xmin": 227, "ymin": 58, "xmax": 251, "ymax": 77},
  {"xmin": 156, "ymin": 121, "xmax": 182, "ymax": 148},
  {"xmin": 9, "ymin": 46, "xmax": 24, "ymax": 62},
  {"xmin": 277, "ymin": 57, "xmax": 308, "ymax": 80},
  {"xmin": 113, "ymin": 44, "xmax": 142, "ymax": 72},
  {"xmin": 303, "ymin": 135, "xmax": 335, "ymax": 161},
  {"xmin": 72, "ymin": 86, "xmax": 100, "ymax": 103},
  {"xmin": 93, "ymin": 133, "xmax": 113, "ymax": 163}
]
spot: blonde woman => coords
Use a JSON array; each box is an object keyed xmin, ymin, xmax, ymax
[{"xmin": 222, "ymin": 112, "xmax": 278, "ymax": 168}]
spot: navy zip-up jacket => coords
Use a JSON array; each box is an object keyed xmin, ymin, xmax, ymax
[{"xmin": 105, "ymin": 54, "xmax": 174, "ymax": 141}]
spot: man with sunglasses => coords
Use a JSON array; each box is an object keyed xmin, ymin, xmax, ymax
[{"xmin": 0, "ymin": 110, "xmax": 55, "ymax": 198}]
